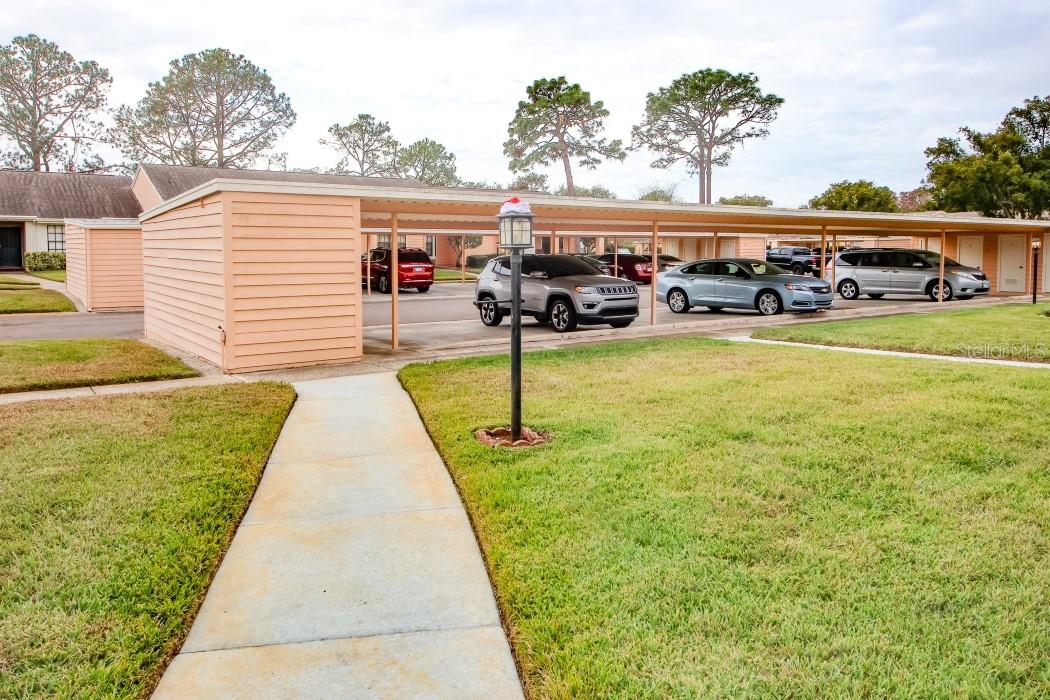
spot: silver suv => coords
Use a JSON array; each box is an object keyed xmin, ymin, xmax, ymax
[
  {"xmin": 475, "ymin": 254, "xmax": 639, "ymax": 332},
  {"xmin": 833, "ymin": 248, "xmax": 989, "ymax": 301}
]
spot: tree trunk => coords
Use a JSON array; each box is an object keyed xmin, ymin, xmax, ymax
[
  {"xmin": 562, "ymin": 153, "xmax": 575, "ymax": 196},
  {"xmin": 706, "ymin": 159, "xmax": 713, "ymax": 205}
]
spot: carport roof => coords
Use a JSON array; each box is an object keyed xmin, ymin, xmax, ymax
[
  {"xmin": 139, "ymin": 177, "xmax": 1050, "ymax": 236},
  {"xmin": 137, "ymin": 163, "xmax": 427, "ymax": 201}
]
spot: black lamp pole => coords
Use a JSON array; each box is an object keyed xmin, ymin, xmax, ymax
[
  {"xmin": 510, "ymin": 247, "xmax": 522, "ymax": 440},
  {"xmin": 1033, "ymin": 243, "xmax": 1040, "ymax": 305}
]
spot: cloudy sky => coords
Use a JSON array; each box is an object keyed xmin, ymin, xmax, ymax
[{"xmin": 6, "ymin": 0, "xmax": 1048, "ymax": 205}]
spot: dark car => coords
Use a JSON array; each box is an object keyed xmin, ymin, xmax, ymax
[
  {"xmin": 657, "ymin": 254, "xmax": 685, "ymax": 272},
  {"xmin": 362, "ymin": 247, "xmax": 434, "ymax": 294},
  {"xmin": 595, "ymin": 253, "xmax": 653, "ymax": 284},
  {"xmin": 766, "ymin": 246, "xmax": 821, "ymax": 275},
  {"xmin": 567, "ymin": 253, "xmax": 613, "ymax": 275}
]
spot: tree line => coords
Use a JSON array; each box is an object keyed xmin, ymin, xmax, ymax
[{"xmin": 1, "ymin": 33, "xmax": 1047, "ymax": 219}]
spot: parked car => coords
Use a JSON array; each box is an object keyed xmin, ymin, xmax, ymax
[
  {"xmin": 829, "ymin": 248, "xmax": 989, "ymax": 301},
  {"xmin": 475, "ymin": 254, "xmax": 639, "ymax": 332},
  {"xmin": 594, "ymin": 253, "xmax": 653, "ymax": 283},
  {"xmin": 765, "ymin": 246, "xmax": 821, "ymax": 275},
  {"xmin": 567, "ymin": 253, "xmax": 613, "ymax": 275},
  {"xmin": 362, "ymin": 247, "xmax": 434, "ymax": 294},
  {"xmin": 657, "ymin": 254, "xmax": 685, "ymax": 272},
  {"xmin": 656, "ymin": 258, "xmax": 834, "ymax": 315}
]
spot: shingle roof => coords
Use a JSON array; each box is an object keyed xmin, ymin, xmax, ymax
[
  {"xmin": 0, "ymin": 171, "xmax": 141, "ymax": 219},
  {"xmin": 138, "ymin": 163, "xmax": 427, "ymax": 201}
]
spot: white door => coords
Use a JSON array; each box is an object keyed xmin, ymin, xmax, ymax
[
  {"xmin": 998, "ymin": 235, "xmax": 1026, "ymax": 293},
  {"xmin": 958, "ymin": 236, "xmax": 983, "ymax": 269},
  {"xmin": 926, "ymin": 238, "xmax": 941, "ymax": 253},
  {"xmin": 718, "ymin": 238, "xmax": 737, "ymax": 257}
]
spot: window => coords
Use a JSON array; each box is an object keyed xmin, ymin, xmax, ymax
[
  {"xmin": 47, "ymin": 224, "xmax": 65, "ymax": 252},
  {"xmin": 717, "ymin": 261, "xmax": 748, "ymax": 277},
  {"xmin": 425, "ymin": 236, "xmax": 436, "ymax": 257},
  {"xmin": 376, "ymin": 234, "xmax": 406, "ymax": 249},
  {"xmin": 681, "ymin": 262, "xmax": 715, "ymax": 275}
]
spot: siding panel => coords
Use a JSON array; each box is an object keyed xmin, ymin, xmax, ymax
[
  {"xmin": 64, "ymin": 223, "xmax": 89, "ymax": 307},
  {"xmin": 226, "ymin": 192, "xmax": 362, "ymax": 372},
  {"xmin": 87, "ymin": 228, "xmax": 143, "ymax": 309},
  {"xmin": 142, "ymin": 195, "xmax": 225, "ymax": 367}
]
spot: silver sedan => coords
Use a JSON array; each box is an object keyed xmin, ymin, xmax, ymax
[{"xmin": 655, "ymin": 258, "xmax": 834, "ymax": 315}]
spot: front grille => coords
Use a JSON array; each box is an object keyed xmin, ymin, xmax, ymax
[
  {"xmin": 599, "ymin": 306, "xmax": 638, "ymax": 318},
  {"xmin": 597, "ymin": 285, "xmax": 636, "ymax": 295},
  {"xmin": 810, "ymin": 286, "xmax": 831, "ymax": 293}
]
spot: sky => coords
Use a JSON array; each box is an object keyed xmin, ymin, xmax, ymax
[{"xmin": 5, "ymin": 0, "xmax": 1049, "ymax": 206}]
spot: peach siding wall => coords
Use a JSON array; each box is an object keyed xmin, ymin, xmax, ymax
[
  {"xmin": 65, "ymin": 223, "xmax": 89, "ymax": 307},
  {"xmin": 142, "ymin": 194, "xmax": 226, "ymax": 367},
  {"xmin": 86, "ymin": 228, "xmax": 143, "ymax": 310},
  {"xmin": 736, "ymin": 237, "xmax": 766, "ymax": 258},
  {"xmin": 225, "ymin": 192, "xmax": 362, "ymax": 373}
]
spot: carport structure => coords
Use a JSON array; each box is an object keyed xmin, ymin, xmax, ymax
[{"xmin": 138, "ymin": 177, "xmax": 1049, "ymax": 373}]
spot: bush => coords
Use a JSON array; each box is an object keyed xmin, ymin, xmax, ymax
[
  {"xmin": 466, "ymin": 254, "xmax": 497, "ymax": 268},
  {"xmin": 23, "ymin": 252, "xmax": 66, "ymax": 271}
]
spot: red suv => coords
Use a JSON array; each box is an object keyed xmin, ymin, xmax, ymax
[
  {"xmin": 595, "ymin": 253, "xmax": 653, "ymax": 284},
  {"xmin": 362, "ymin": 247, "xmax": 434, "ymax": 293}
]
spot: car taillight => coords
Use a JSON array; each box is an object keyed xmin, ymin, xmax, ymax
[{"xmin": 635, "ymin": 263, "xmax": 650, "ymax": 272}]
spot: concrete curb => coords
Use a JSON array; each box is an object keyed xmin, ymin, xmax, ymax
[{"xmin": 0, "ymin": 375, "xmax": 239, "ymax": 405}]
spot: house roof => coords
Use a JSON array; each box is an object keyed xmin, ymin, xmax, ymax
[
  {"xmin": 0, "ymin": 170, "xmax": 141, "ymax": 219},
  {"xmin": 137, "ymin": 163, "xmax": 427, "ymax": 201}
]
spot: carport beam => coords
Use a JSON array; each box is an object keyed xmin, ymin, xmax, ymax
[
  {"xmin": 938, "ymin": 228, "xmax": 946, "ymax": 303},
  {"xmin": 831, "ymin": 232, "xmax": 838, "ymax": 291},
  {"xmin": 460, "ymin": 235, "xmax": 466, "ymax": 283},
  {"xmin": 819, "ymin": 226, "xmax": 827, "ymax": 279},
  {"xmin": 391, "ymin": 213, "xmax": 399, "ymax": 349},
  {"xmin": 366, "ymin": 232, "xmax": 371, "ymax": 294},
  {"xmin": 651, "ymin": 222, "xmax": 659, "ymax": 325}
]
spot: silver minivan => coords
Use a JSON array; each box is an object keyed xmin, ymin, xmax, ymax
[{"xmin": 832, "ymin": 249, "xmax": 989, "ymax": 301}]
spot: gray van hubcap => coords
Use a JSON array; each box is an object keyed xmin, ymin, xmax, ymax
[{"xmin": 840, "ymin": 281, "xmax": 857, "ymax": 299}]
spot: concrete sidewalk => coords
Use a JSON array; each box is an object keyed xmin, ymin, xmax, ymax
[{"xmin": 153, "ymin": 373, "xmax": 523, "ymax": 699}]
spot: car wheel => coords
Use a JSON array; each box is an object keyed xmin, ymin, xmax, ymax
[
  {"xmin": 756, "ymin": 291, "xmax": 783, "ymax": 316},
  {"xmin": 838, "ymin": 279, "xmax": 860, "ymax": 300},
  {"xmin": 867, "ymin": 293, "xmax": 884, "ymax": 299},
  {"xmin": 478, "ymin": 296, "xmax": 503, "ymax": 326},
  {"xmin": 378, "ymin": 275, "xmax": 391, "ymax": 294},
  {"xmin": 609, "ymin": 320, "xmax": 633, "ymax": 328},
  {"xmin": 417, "ymin": 285, "xmax": 431, "ymax": 294},
  {"xmin": 548, "ymin": 298, "xmax": 578, "ymax": 332},
  {"xmin": 928, "ymin": 279, "xmax": 954, "ymax": 302},
  {"xmin": 667, "ymin": 288, "xmax": 690, "ymax": 313},
  {"xmin": 791, "ymin": 263, "xmax": 805, "ymax": 275},
  {"xmin": 707, "ymin": 306, "xmax": 724, "ymax": 312}
]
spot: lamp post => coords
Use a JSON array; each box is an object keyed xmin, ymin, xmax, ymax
[
  {"xmin": 498, "ymin": 197, "xmax": 534, "ymax": 441},
  {"xmin": 1032, "ymin": 238, "xmax": 1041, "ymax": 305}
]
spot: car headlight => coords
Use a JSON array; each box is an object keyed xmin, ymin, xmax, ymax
[
  {"xmin": 784, "ymin": 283, "xmax": 810, "ymax": 291},
  {"xmin": 953, "ymin": 271, "xmax": 974, "ymax": 280},
  {"xmin": 574, "ymin": 286, "xmax": 598, "ymax": 294}
]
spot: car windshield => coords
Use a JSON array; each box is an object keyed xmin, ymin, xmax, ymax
[
  {"xmin": 744, "ymin": 260, "xmax": 786, "ymax": 276},
  {"xmin": 912, "ymin": 250, "xmax": 961, "ymax": 267},
  {"xmin": 542, "ymin": 255, "xmax": 605, "ymax": 277}
]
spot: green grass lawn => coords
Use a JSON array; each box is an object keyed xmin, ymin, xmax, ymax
[
  {"xmin": 434, "ymin": 266, "xmax": 480, "ymax": 281},
  {"xmin": 0, "ymin": 383, "xmax": 296, "ymax": 698},
  {"xmin": 27, "ymin": 269, "xmax": 66, "ymax": 283},
  {"xmin": 400, "ymin": 338, "xmax": 1050, "ymax": 698},
  {"xmin": 754, "ymin": 302, "xmax": 1050, "ymax": 362},
  {"xmin": 0, "ymin": 339, "xmax": 198, "ymax": 393},
  {"xmin": 0, "ymin": 287, "xmax": 75, "ymax": 313}
]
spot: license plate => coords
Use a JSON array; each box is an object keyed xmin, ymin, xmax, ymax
[{"xmin": 414, "ymin": 266, "xmax": 423, "ymax": 272}]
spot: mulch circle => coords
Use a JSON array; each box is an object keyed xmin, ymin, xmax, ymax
[{"xmin": 474, "ymin": 426, "xmax": 549, "ymax": 448}]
